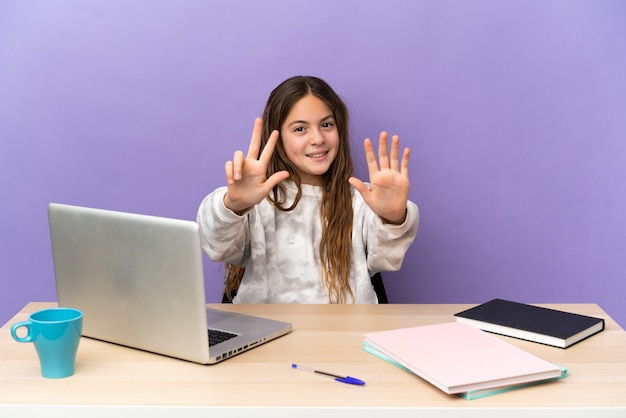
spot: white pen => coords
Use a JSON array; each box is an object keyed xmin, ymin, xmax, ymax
[{"xmin": 291, "ymin": 363, "xmax": 365, "ymax": 385}]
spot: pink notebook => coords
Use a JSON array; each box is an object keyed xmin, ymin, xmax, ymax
[{"xmin": 364, "ymin": 322, "xmax": 563, "ymax": 394}]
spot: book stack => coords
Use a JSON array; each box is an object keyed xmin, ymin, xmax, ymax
[{"xmin": 363, "ymin": 321, "xmax": 568, "ymax": 400}]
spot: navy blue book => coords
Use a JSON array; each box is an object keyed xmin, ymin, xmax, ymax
[{"xmin": 454, "ymin": 299, "xmax": 605, "ymax": 348}]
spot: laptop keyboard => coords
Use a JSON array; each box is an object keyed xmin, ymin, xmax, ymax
[{"xmin": 208, "ymin": 329, "xmax": 238, "ymax": 346}]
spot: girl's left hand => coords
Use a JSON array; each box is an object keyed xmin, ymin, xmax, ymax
[{"xmin": 349, "ymin": 132, "xmax": 411, "ymax": 225}]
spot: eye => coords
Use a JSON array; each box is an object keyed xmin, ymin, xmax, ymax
[
  {"xmin": 321, "ymin": 119, "xmax": 336, "ymax": 129},
  {"xmin": 294, "ymin": 126, "xmax": 305, "ymax": 133}
]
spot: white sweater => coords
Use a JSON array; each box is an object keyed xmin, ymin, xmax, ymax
[{"xmin": 197, "ymin": 182, "xmax": 419, "ymax": 303}]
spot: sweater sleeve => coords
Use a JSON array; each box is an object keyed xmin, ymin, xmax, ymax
[
  {"xmin": 363, "ymin": 199, "xmax": 419, "ymax": 273},
  {"xmin": 196, "ymin": 187, "xmax": 250, "ymax": 265}
]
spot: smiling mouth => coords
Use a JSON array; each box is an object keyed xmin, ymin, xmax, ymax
[{"xmin": 307, "ymin": 151, "xmax": 328, "ymax": 158}]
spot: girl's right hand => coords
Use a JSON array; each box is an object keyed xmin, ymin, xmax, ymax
[{"xmin": 223, "ymin": 118, "xmax": 290, "ymax": 214}]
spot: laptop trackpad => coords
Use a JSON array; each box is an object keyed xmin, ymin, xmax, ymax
[{"xmin": 206, "ymin": 309, "xmax": 237, "ymax": 324}]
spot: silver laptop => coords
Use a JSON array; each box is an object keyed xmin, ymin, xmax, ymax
[{"xmin": 48, "ymin": 203, "xmax": 292, "ymax": 364}]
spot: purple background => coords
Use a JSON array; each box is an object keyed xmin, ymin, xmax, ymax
[{"xmin": 2, "ymin": 1, "xmax": 625, "ymax": 327}]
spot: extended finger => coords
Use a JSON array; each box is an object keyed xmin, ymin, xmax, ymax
[
  {"xmin": 247, "ymin": 118, "xmax": 263, "ymax": 159},
  {"xmin": 232, "ymin": 150, "xmax": 244, "ymax": 180},
  {"xmin": 400, "ymin": 147, "xmax": 410, "ymax": 177},
  {"xmin": 259, "ymin": 129, "xmax": 280, "ymax": 166},
  {"xmin": 363, "ymin": 138, "xmax": 379, "ymax": 176},
  {"xmin": 378, "ymin": 132, "xmax": 390, "ymax": 170},
  {"xmin": 225, "ymin": 160, "xmax": 234, "ymax": 185},
  {"xmin": 390, "ymin": 135, "xmax": 400, "ymax": 171}
]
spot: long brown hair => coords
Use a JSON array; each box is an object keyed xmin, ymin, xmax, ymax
[{"xmin": 224, "ymin": 76, "xmax": 354, "ymax": 303}]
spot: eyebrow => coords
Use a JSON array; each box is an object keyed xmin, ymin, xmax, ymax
[{"xmin": 286, "ymin": 114, "xmax": 335, "ymax": 129}]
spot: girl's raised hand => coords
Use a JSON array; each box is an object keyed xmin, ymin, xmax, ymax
[
  {"xmin": 223, "ymin": 118, "xmax": 289, "ymax": 214},
  {"xmin": 348, "ymin": 132, "xmax": 411, "ymax": 224}
]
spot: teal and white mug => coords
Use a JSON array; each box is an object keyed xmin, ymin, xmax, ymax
[{"xmin": 11, "ymin": 307, "xmax": 83, "ymax": 379}]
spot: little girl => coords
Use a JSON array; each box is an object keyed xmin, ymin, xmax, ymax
[{"xmin": 197, "ymin": 76, "xmax": 419, "ymax": 303}]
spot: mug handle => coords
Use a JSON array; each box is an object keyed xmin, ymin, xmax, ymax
[{"xmin": 11, "ymin": 321, "xmax": 33, "ymax": 343}]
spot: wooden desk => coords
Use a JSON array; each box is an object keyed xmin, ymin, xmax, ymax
[{"xmin": 1, "ymin": 302, "xmax": 625, "ymax": 417}]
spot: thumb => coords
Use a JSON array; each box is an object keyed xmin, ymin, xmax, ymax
[
  {"xmin": 348, "ymin": 177, "xmax": 369, "ymax": 197},
  {"xmin": 264, "ymin": 171, "xmax": 290, "ymax": 191}
]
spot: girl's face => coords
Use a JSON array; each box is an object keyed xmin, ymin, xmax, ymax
[{"xmin": 280, "ymin": 94, "xmax": 340, "ymax": 186}]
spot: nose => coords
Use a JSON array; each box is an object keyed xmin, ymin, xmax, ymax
[{"xmin": 308, "ymin": 127, "xmax": 325, "ymax": 145}]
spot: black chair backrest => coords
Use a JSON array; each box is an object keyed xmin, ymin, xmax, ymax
[{"xmin": 370, "ymin": 272, "xmax": 388, "ymax": 304}]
